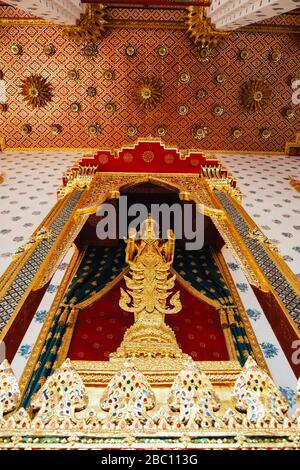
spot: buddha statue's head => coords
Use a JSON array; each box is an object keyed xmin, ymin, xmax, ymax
[{"xmin": 140, "ymin": 214, "xmax": 159, "ymax": 240}]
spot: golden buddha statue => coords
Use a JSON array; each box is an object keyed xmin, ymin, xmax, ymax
[{"xmin": 111, "ymin": 215, "xmax": 183, "ymax": 359}]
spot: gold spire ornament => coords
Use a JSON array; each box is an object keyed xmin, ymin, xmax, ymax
[
  {"xmin": 136, "ymin": 76, "xmax": 164, "ymax": 110},
  {"xmin": 111, "ymin": 215, "xmax": 182, "ymax": 359},
  {"xmin": 187, "ymin": 7, "xmax": 228, "ymax": 47},
  {"xmin": 20, "ymin": 74, "xmax": 53, "ymax": 109}
]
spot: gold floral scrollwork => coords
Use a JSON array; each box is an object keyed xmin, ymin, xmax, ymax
[
  {"xmin": 65, "ymin": 4, "xmax": 106, "ymax": 44},
  {"xmin": 195, "ymin": 202, "xmax": 225, "ymax": 219},
  {"xmin": 187, "ymin": 7, "xmax": 229, "ymax": 46},
  {"xmin": 13, "ymin": 227, "xmax": 52, "ymax": 261},
  {"xmin": 57, "ymin": 164, "xmax": 98, "ymax": 199},
  {"xmin": 248, "ymin": 229, "xmax": 279, "ymax": 253},
  {"xmin": 206, "ymin": 178, "xmax": 242, "ymax": 204}
]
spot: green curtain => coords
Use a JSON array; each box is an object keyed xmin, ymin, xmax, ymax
[
  {"xmin": 22, "ymin": 245, "xmax": 126, "ymax": 408},
  {"xmin": 173, "ymin": 247, "xmax": 253, "ymax": 365}
]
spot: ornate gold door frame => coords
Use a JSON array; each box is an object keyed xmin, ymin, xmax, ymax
[
  {"xmin": 2, "ymin": 141, "xmax": 299, "ymax": 390},
  {"xmin": 17, "ymin": 172, "xmax": 270, "ymax": 396}
]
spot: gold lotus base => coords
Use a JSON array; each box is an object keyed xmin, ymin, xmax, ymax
[{"xmin": 110, "ymin": 324, "xmax": 183, "ymax": 359}]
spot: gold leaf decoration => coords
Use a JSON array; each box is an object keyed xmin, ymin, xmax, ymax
[
  {"xmin": 239, "ymin": 49, "xmax": 249, "ymax": 61},
  {"xmin": 197, "ymin": 45, "xmax": 212, "ymax": 62},
  {"xmin": 260, "ymin": 128, "xmax": 271, "ymax": 139},
  {"xmin": 68, "ymin": 69, "xmax": 79, "ymax": 80},
  {"xmin": 127, "ymin": 125, "xmax": 138, "ymax": 137},
  {"xmin": 20, "ymin": 124, "xmax": 32, "ymax": 135},
  {"xmin": 215, "ymin": 73, "xmax": 227, "ymax": 85},
  {"xmin": 269, "ymin": 49, "xmax": 281, "ymax": 64},
  {"xmin": 192, "ymin": 124, "xmax": 208, "ymax": 140},
  {"xmin": 81, "ymin": 42, "xmax": 98, "ymax": 58},
  {"xmin": 105, "ymin": 102, "xmax": 116, "ymax": 114},
  {"xmin": 125, "ymin": 44, "xmax": 137, "ymax": 58},
  {"xmin": 103, "ymin": 69, "xmax": 115, "ymax": 81},
  {"xmin": 10, "ymin": 44, "xmax": 22, "ymax": 55},
  {"xmin": 285, "ymin": 108, "xmax": 295, "ymax": 120},
  {"xmin": 196, "ymin": 88, "xmax": 207, "ymax": 99},
  {"xmin": 187, "ymin": 7, "xmax": 228, "ymax": 46},
  {"xmin": 20, "ymin": 74, "xmax": 53, "ymax": 109},
  {"xmin": 136, "ymin": 76, "xmax": 163, "ymax": 111},
  {"xmin": 179, "ymin": 71, "xmax": 191, "ymax": 84},
  {"xmin": 232, "ymin": 128, "xmax": 242, "ymax": 139},
  {"xmin": 177, "ymin": 104, "xmax": 189, "ymax": 116},
  {"xmin": 70, "ymin": 102, "xmax": 81, "ymax": 113},
  {"xmin": 87, "ymin": 87, "xmax": 97, "ymax": 97},
  {"xmin": 157, "ymin": 125, "xmax": 167, "ymax": 137},
  {"xmin": 43, "ymin": 44, "xmax": 56, "ymax": 56},
  {"xmin": 156, "ymin": 45, "xmax": 168, "ymax": 58},
  {"xmin": 213, "ymin": 104, "xmax": 224, "ymax": 116},
  {"xmin": 87, "ymin": 123, "xmax": 101, "ymax": 138},
  {"xmin": 51, "ymin": 124, "xmax": 62, "ymax": 136},
  {"xmin": 65, "ymin": 5, "xmax": 106, "ymax": 44},
  {"xmin": 240, "ymin": 79, "xmax": 272, "ymax": 113}
]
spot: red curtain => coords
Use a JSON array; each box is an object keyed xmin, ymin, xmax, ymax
[
  {"xmin": 166, "ymin": 286, "xmax": 228, "ymax": 361},
  {"xmin": 68, "ymin": 281, "xmax": 228, "ymax": 361}
]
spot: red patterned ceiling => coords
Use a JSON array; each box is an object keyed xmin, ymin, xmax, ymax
[
  {"xmin": 0, "ymin": 6, "xmax": 299, "ymax": 152},
  {"xmin": 86, "ymin": 1, "xmax": 209, "ymax": 5}
]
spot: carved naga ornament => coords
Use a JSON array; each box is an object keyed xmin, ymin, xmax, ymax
[{"xmin": 111, "ymin": 215, "xmax": 182, "ymax": 359}]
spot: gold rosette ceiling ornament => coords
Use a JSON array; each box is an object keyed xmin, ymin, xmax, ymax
[
  {"xmin": 241, "ymin": 79, "xmax": 272, "ymax": 112},
  {"xmin": 136, "ymin": 76, "xmax": 164, "ymax": 111},
  {"xmin": 187, "ymin": 7, "xmax": 229, "ymax": 47},
  {"xmin": 20, "ymin": 74, "xmax": 53, "ymax": 109},
  {"xmin": 65, "ymin": 4, "xmax": 106, "ymax": 43}
]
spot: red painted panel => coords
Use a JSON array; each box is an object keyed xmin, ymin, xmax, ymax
[{"xmin": 68, "ymin": 279, "xmax": 229, "ymax": 361}]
